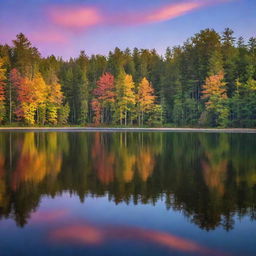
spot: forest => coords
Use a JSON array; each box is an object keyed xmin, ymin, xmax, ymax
[{"xmin": 0, "ymin": 28, "xmax": 256, "ymax": 127}]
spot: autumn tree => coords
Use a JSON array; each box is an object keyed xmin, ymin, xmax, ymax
[
  {"xmin": 9, "ymin": 69, "xmax": 22, "ymax": 123},
  {"xmin": 33, "ymin": 72, "xmax": 48, "ymax": 124},
  {"xmin": 115, "ymin": 71, "xmax": 136, "ymax": 125},
  {"xmin": 15, "ymin": 72, "xmax": 47, "ymax": 125},
  {"xmin": 47, "ymin": 82, "xmax": 63, "ymax": 125},
  {"xmin": 15, "ymin": 77, "xmax": 35, "ymax": 124},
  {"xmin": 137, "ymin": 77, "xmax": 156, "ymax": 125},
  {"xmin": 202, "ymin": 72, "xmax": 229, "ymax": 127},
  {"xmin": 92, "ymin": 72, "xmax": 115, "ymax": 124}
]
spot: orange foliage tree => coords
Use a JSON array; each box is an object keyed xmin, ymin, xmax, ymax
[
  {"xmin": 15, "ymin": 72, "xmax": 47, "ymax": 125},
  {"xmin": 137, "ymin": 77, "xmax": 156, "ymax": 125},
  {"xmin": 202, "ymin": 72, "xmax": 229, "ymax": 127}
]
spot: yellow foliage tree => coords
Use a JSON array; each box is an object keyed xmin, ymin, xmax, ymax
[
  {"xmin": 116, "ymin": 72, "xmax": 136, "ymax": 125},
  {"xmin": 47, "ymin": 83, "xmax": 63, "ymax": 125}
]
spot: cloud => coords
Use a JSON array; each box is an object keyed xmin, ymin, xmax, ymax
[
  {"xmin": 50, "ymin": 222, "xmax": 227, "ymax": 255},
  {"xmin": 47, "ymin": 0, "xmax": 227, "ymax": 30},
  {"xmin": 48, "ymin": 6, "xmax": 102, "ymax": 29},
  {"xmin": 120, "ymin": 0, "xmax": 234, "ymax": 26},
  {"xmin": 51, "ymin": 224, "xmax": 103, "ymax": 245},
  {"xmin": 135, "ymin": 1, "xmax": 206, "ymax": 23}
]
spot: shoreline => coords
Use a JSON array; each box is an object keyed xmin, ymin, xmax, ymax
[{"xmin": 0, "ymin": 127, "xmax": 256, "ymax": 133}]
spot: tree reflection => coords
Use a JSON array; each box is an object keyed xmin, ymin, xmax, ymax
[
  {"xmin": 0, "ymin": 131, "xmax": 255, "ymax": 230},
  {"xmin": 92, "ymin": 133, "xmax": 115, "ymax": 185},
  {"xmin": 12, "ymin": 132, "xmax": 62, "ymax": 190}
]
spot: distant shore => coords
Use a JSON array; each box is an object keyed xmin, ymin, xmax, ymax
[{"xmin": 0, "ymin": 127, "xmax": 256, "ymax": 133}]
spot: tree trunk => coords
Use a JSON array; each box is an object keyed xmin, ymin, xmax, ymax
[
  {"xmin": 101, "ymin": 108, "xmax": 104, "ymax": 124},
  {"xmin": 73, "ymin": 100, "xmax": 76, "ymax": 124},
  {"xmin": 37, "ymin": 108, "xmax": 39, "ymax": 124},
  {"xmin": 9, "ymin": 83, "xmax": 12, "ymax": 124}
]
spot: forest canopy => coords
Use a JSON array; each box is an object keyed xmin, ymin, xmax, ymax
[{"xmin": 0, "ymin": 28, "xmax": 256, "ymax": 127}]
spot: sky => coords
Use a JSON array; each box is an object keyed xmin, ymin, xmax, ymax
[{"xmin": 0, "ymin": 0, "xmax": 255, "ymax": 59}]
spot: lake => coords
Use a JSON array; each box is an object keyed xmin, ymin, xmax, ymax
[{"xmin": 0, "ymin": 131, "xmax": 255, "ymax": 256}]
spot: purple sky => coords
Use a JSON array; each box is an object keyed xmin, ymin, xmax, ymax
[{"xmin": 0, "ymin": 0, "xmax": 255, "ymax": 59}]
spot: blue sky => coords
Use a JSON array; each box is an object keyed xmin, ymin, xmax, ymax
[{"xmin": 0, "ymin": 0, "xmax": 255, "ymax": 58}]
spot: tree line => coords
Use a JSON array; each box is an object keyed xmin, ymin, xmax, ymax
[{"xmin": 0, "ymin": 28, "xmax": 256, "ymax": 127}]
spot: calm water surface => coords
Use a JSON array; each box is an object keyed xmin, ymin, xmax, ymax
[{"xmin": 0, "ymin": 131, "xmax": 256, "ymax": 256}]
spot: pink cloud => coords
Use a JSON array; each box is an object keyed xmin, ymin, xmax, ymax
[
  {"xmin": 134, "ymin": 1, "xmax": 205, "ymax": 25},
  {"xmin": 47, "ymin": 0, "xmax": 228, "ymax": 30},
  {"xmin": 48, "ymin": 6, "xmax": 102, "ymax": 29},
  {"xmin": 50, "ymin": 222, "xmax": 228, "ymax": 255},
  {"xmin": 119, "ymin": 0, "xmax": 231, "ymax": 25},
  {"xmin": 51, "ymin": 225, "xmax": 103, "ymax": 245}
]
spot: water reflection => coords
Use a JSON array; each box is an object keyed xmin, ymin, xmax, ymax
[
  {"xmin": 0, "ymin": 132, "xmax": 255, "ymax": 230},
  {"xmin": 50, "ymin": 222, "xmax": 220, "ymax": 255}
]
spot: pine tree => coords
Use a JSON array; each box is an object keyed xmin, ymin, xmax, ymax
[
  {"xmin": 12, "ymin": 33, "xmax": 40, "ymax": 78},
  {"xmin": 221, "ymin": 28, "xmax": 237, "ymax": 96}
]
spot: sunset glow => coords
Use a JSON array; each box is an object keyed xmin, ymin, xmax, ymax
[
  {"xmin": 48, "ymin": 6, "xmax": 102, "ymax": 29},
  {"xmin": 51, "ymin": 223, "xmax": 219, "ymax": 255},
  {"xmin": 0, "ymin": 0, "xmax": 253, "ymax": 58}
]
